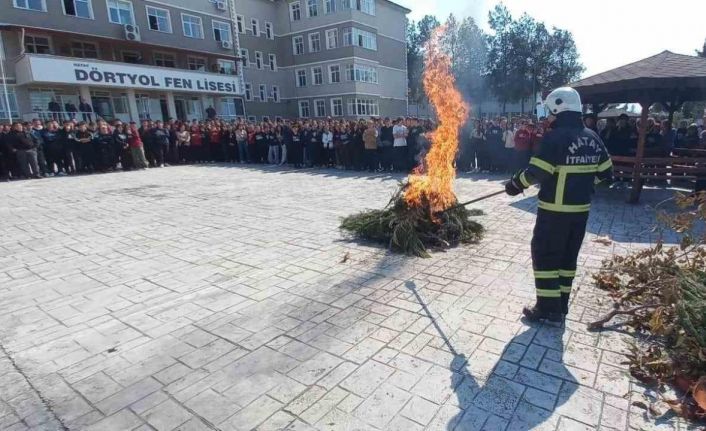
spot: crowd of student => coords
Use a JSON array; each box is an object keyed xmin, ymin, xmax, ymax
[
  {"xmin": 1, "ymin": 113, "xmax": 705, "ymax": 181},
  {"xmin": 0, "ymin": 116, "xmax": 434, "ymax": 180}
]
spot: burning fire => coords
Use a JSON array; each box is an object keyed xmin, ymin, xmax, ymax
[{"xmin": 404, "ymin": 27, "xmax": 469, "ymax": 214}]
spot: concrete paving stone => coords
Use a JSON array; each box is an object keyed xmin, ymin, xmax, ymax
[
  {"xmin": 82, "ymin": 409, "xmax": 144, "ymax": 431},
  {"xmin": 141, "ymin": 398, "xmax": 194, "ymax": 431},
  {"xmin": 220, "ymin": 395, "xmax": 282, "ymax": 430},
  {"xmin": 287, "ymin": 351, "xmax": 344, "ymax": 386},
  {"xmin": 0, "ymin": 168, "xmax": 687, "ymax": 431},
  {"xmin": 472, "ymin": 375, "xmax": 526, "ymax": 419},
  {"xmin": 354, "ymin": 383, "xmax": 411, "ymax": 428},
  {"xmin": 340, "ymin": 360, "xmax": 394, "ymax": 398},
  {"xmin": 399, "ymin": 395, "xmax": 440, "ymax": 426},
  {"xmin": 95, "ymin": 377, "xmax": 162, "ymax": 415}
]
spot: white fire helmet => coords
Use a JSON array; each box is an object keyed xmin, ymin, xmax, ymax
[{"xmin": 544, "ymin": 87, "xmax": 582, "ymax": 115}]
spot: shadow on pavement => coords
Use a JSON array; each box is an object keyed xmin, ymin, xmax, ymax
[{"xmin": 404, "ymin": 280, "xmax": 578, "ymax": 430}]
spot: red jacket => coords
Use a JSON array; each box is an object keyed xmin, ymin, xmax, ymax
[
  {"xmin": 128, "ymin": 132, "xmax": 143, "ymax": 148},
  {"xmin": 190, "ymin": 127, "xmax": 202, "ymax": 146},
  {"xmin": 514, "ymin": 129, "xmax": 531, "ymax": 151}
]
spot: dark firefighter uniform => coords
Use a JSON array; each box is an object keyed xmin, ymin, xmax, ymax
[{"xmin": 507, "ymin": 112, "xmax": 613, "ymax": 318}]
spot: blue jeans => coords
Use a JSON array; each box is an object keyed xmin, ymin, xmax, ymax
[{"xmin": 237, "ymin": 141, "xmax": 248, "ymax": 162}]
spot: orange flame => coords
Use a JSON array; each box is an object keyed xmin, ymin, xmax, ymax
[{"xmin": 404, "ymin": 26, "xmax": 469, "ymax": 214}]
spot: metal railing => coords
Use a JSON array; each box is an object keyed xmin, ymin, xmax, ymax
[{"xmin": 21, "ymin": 111, "xmax": 106, "ymax": 123}]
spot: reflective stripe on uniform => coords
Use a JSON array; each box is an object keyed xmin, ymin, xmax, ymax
[
  {"xmin": 536, "ymin": 289, "xmax": 561, "ymax": 298},
  {"xmin": 534, "ymin": 270, "xmax": 560, "ymax": 279},
  {"xmin": 560, "ymin": 285, "xmax": 572, "ymax": 293},
  {"xmin": 597, "ymin": 159, "xmax": 613, "ymax": 172},
  {"xmin": 556, "ymin": 171, "xmax": 567, "ymax": 205},
  {"xmin": 529, "ymin": 157, "xmax": 555, "ymax": 174},
  {"xmin": 559, "ymin": 270, "xmax": 576, "ymax": 277},
  {"xmin": 555, "ymin": 164, "xmax": 599, "ymax": 173},
  {"xmin": 538, "ymin": 201, "xmax": 591, "ymax": 213},
  {"xmin": 519, "ymin": 172, "xmax": 531, "ymax": 188}
]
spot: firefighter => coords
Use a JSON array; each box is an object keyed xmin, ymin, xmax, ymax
[{"xmin": 505, "ymin": 87, "xmax": 613, "ymax": 322}]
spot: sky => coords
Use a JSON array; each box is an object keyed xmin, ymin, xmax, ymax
[{"xmin": 395, "ymin": 0, "xmax": 706, "ymax": 78}]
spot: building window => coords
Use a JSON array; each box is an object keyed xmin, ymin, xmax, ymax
[
  {"xmin": 13, "ymin": 0, "xmax": 45, "ymax": 11},
  {"xmin": 146, "ymin": 6, "xmax": 171, "ymax": 32},
  {"xmin": 353, "ymin": 64, "xmax": 378, "ymax": 83},
  {"xmin": 107, "ymin": 0, "xmax": 134, "ymax": 25},
  {"xmin": 236, "ymin": 15, "xmax": 244, "ymax": 33},
  {"xmin": 63, "ymin": 0, "xmax": 92, "ymax": 18},
  {"xmin": 293, "ymin": 36, "xmax": 304, "ymax": 55},
  {"xmin": 71, "ymin": 41, "xmax": 98, "ymax": 58},
  {"xmin": 307, "ymin": 0, "xmax": 318, "ymax": 17},
  {"xmin": 24, "ymin": 35, "xmax": 51, "ymax": 54},
  {"xmin": 154, "ymin": 52, "xmax": 176, "ymax": 68},
  {"xmin": 250, "ymin": 18, "xmax": 259, "ymax": 35},
  {"xmin": 342, "ymin": 27, "xmax": 377, "ymax": 50},
  {"xmin": 299, "ymin": 100, "xmax": 310, "ymax": 118},
  {"xmin": 122, "ymin": 51, "xmax": 141, "ymax": 63},
  {"xmin": 268, "ymin": 54, "xmax": 277, "ymax": 71},
  {"xmin": 296, "ymin": 69, "xmax": 307, "ymax": 87},
  {"xmin": 187, "ymin": 56, "xmax": 206, "ymax": 71},
  {"xmin": 308, "ymin": 33, "xmax": 321, "ymax": 53},
  {"xmin": 324, "ymin": 0, "xmax": 335, "ymax": 14},
  {"xmin": 289, "ymin": 1, "xmax": 301, "ymax": 21},
  {"xmin": 312, "ymin": 67, "xmax": 323, "ymax": 85},
  {"xmin": 265, "ymin": 22, "xmax": 274, "ymax": 39},
  {"xmin": 345, "ymin": 64, "xmax": 354, "ymax": 81},
  {"xmin": 181, "ymin": 14, "xmax": 203, "ymax": 38},
  {"xmin": 271, "ymin": 85, "xmax": 280, "ymax": 103},
  {"xmin": 244, "ymin": 83, "xmax": 252, "ymax": 101},
  {"xmin": 213, "ymin": 20, "xmax": 232, "ymax": 43},
  {"xmin": 331, "ymin": 98, "xmax": 343, "ymax": 117},
  {"xmin": 347, "ymin": 98, "xmax": 379, "ymax": 116},
  {"xmin": 325, "ymin": 29, "xmax": 338, "ymax": 49},
  {"xmin": 329, "ymin": 65, "xmax": 340, "ymax": 83},
  {"xmin": 314, "ymin": 99, "xmax": 326, "ymax": 117},
  {"xmin": 255, "ymin": 51, "xmax": 263, "ymax": 70},
  {"xmin": 239, "ymin": 48, "xmax": 249, "ymax": 68},
  {"xmin": 217, "ymin": 59, "xmax": 236, "ymax": 75},
  {"xmin": 258, "ymin": 84, "xmax": 266, "ymax": 101},
  {"xmin": 0, "ymin": 88, "xmax": 19, "ymax": 119},
  {"xmin": 343, "ymin": 0, "xmax": 375, "ymax": 15}
]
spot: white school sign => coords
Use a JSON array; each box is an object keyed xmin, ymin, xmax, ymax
[{"xmin": 16, "ymin": 55, "xmax": 242, "ymax": 95}]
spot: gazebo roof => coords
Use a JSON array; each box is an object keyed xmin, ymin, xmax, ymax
[{"xmin": 571, "ymin": 51, "xmax": 706, "ymax": 104}]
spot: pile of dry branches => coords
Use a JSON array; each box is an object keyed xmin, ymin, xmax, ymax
[
  {"xmin": 589, "ymin": 192, "xmax": 706, "ymax": 422},
  {"xmin": 339, "ymin": 183, "xmax": 483, "ymax": 258}
]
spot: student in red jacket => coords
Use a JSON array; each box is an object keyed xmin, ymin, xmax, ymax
[{"xmin": 190, "ymin": 124, "xmax": 203, "ymax": 163}]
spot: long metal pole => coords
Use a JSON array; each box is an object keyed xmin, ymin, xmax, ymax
[
  {"xmin": 0, "ymin": 32, "xmax": 14, "ymax": 123},
  {"xmin": 440, "ymin": 189, "xmax": 505, "ymax": 214}
]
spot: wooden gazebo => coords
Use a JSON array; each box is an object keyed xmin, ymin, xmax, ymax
[{"xmin": 571, "ymin": 51, "xmax": 706, "ymax": 202}]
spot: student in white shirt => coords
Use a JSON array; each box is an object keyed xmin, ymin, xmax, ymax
[{"xmin": 392, "ymin": 117, "xmax": 408, "ymax": 171}]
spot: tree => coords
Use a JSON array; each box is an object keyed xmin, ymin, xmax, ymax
[
  {"xmin": 407, "ymin": 15, "xmax": 440, "ymax": 105},
  {"xmin": 486, "ymin": 6, "xmax": 584, "ymax": 112},
  {"xmin": 485, "ymin": 4, "xmax": 514, "ymax": 111},
  {"xmin": 697, "ymin": 38, "xmax": 705, "ymax": 57}
]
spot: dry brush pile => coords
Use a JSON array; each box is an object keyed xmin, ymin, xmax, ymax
[{"xmin": 589, "ymin": 192, "xmax": 706, "ymax": 422}]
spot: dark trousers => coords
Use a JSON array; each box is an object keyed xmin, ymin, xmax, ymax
[
  {"xmin": 364, "ymin": 149, "xmax": 378, "ymax": 171},
  {"xmin": 392, "ymin": 146, "xmax": 408, "ymax": 171},
  {"xmin": 16, "ymin": 150, "xmax": 39, "ymax": 177},
  {"xmin": 531, "ymin": 209, "xmax": 589, "ymax": 314}
]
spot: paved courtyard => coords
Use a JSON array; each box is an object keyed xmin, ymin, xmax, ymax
[{"xmin": 0, "ymin": 165, "xmax": 688, "ymax": 431}]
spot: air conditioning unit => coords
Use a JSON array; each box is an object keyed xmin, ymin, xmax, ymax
[
  {"xmin": 215, "ymin": 0, "xmax": 227, "ymax": 11},
  {"xmin": 220, "ymin": 40, "xmax": 233, "ymax": 49},
  {"xmin": 124, "ymin": 24, "xmax": 141, "ymax": 41}
]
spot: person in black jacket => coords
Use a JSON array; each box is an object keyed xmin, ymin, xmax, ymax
[
  {"xmin": 74, "ymin": 122, "xmax": 94, "ymax": 173},
  {"xmin": 92, "ymin": 124, "xmax": 115, "ymax": 172},
  {"xmin": 288, "ymin": 124, "xmax": 303, "ymax": 168},
  {"xmin": 151, "ymin": 121, "xmax": 169, "ymax": 167},
  {"xmin": 79, "ymin": 97, "xmax": 93, "ymax": 122},
  {"xmin": 113, "ymin": 122, "xmax": 131, "ymax": 170},
  {"xmin": 57, "ymin": 121, "xmax": 77, "ymax": 174},
  {"xmin": 505, "ymin": 87, "xmax": 613, "ymax": 322},
  {"xmin": 42, "ymin": 121, "xmax": 64, "ymax": 175},
  {"xmin": 6, "ymin": 122, "xmax": 41, "ymax": 178},
  {"xmin": 139, "ymin": 120, "xmax": 155, "ymax": 167}
]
